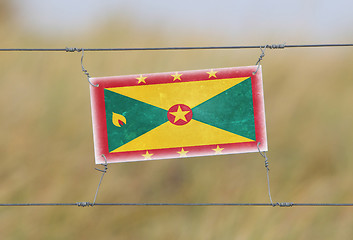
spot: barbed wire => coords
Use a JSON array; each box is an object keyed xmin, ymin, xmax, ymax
[{"xmin": 0, "ymin": 43, "xmax": 352, "ymax": 52}]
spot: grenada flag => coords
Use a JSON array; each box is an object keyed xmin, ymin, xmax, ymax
[{"xmin": 90, "ymin": 66, "xmax": 267, "ymax": 164}]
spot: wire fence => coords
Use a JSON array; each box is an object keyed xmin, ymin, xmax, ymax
[{"xmin": 1, "ymin": 42, "xmax": 353, "ymax": 207}]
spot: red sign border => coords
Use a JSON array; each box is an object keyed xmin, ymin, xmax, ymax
[{"xmin": 90, "ymin": 66, "xmax": 267, "ymax": 164}]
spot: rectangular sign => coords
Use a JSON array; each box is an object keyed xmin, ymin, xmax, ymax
[{"xmin": 90, "ymin": 66, "xmax": 267, "ymax": 164}]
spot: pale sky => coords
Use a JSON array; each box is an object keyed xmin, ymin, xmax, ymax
[{"xmin": 11, "ymin": 0, "xmax": 353, "ymax": 42}]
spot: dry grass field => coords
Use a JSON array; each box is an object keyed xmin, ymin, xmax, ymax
[{"xmin": 1, "ymin": 6, "xmax": 353, "ymax": 239}]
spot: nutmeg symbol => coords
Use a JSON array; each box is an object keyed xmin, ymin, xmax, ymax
[{"xmin": 112, "ymin": 112, "xmax": 127, "ymax": 127}]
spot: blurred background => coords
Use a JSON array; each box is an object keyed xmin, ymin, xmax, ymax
[{"xmin": 1, "ymin": 0, "xmax": 353, "ymax": 239}]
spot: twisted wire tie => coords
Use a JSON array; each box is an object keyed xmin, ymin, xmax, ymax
[
  {"xmin": 275, "ymin": 202, "xmax": 294, "ymax": 207},
  {"xmin": 252, "ymin": 46, "xmax": 266, "ymax": 75},
  {"xmin": 76, "ymin": 202, "xmax": 93, "ymax": 207},
  {"xmin": 252, "ymin": 43, "xmax": 285, "ymax": 75},
  {"xmin": 257, "ymin": 142, "xmax": 274, "ymax": 205},
  {"xmin": 266, "ymin": 44, "xmax": 286, "ymax": 49},
  {"xmin": 65, "ymin": 47, "xmax": 99, "ymax": 87},
  {"xmin": 65, "ymin": 47, "xmax": 82, "ymax": 52},
  {"xmin": 92, "ymin": 154, "xmax": 109, "ymax": 206}
]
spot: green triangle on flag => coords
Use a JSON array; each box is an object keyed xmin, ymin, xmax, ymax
[
  {"xmin": 104, "ymin": 89, "xmax": 168, "ymax": 152},
  {"xmin": 192, "ymin": 77, "xmax": 256, "ymax": 140}
]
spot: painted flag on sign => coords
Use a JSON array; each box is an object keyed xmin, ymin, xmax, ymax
[{"xmin": 90, "ymin": 66, "xmax": 267, "ymax": 164}]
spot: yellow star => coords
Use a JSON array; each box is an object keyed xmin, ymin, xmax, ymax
[
  {"xmin": 206, "ymin": 69, "xmax": 218, "ymax": 78},
  {"xmin": 136, "ymin": 75, "xmax": 147, "ymax": 84},
  {"xmin": 171, "ymin": 72, "xmax": 182, "ymax": 81},
  {"xmin": 169, "ymin": 105, "xmax": 190, "ymax": 123},
  {"xmin": 142, "ymin": 150, "xmax": 153, "ymax": 160},
  {"xmin": 212, "ymin": 145, "xmax": 224, "ymax": 154},
  {"xmin": 177, "ymin": 148, "xmax": 188, "ymax": 157}
]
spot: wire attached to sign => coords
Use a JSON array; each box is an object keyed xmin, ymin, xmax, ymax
[
  {"xmin": 257, "ymin": 142, "xmax": 274, "ymax": 206},
  {"xmin": 252, "ymin": 43, "xmax": 286, "ymax": 75},
  {"xmin": 252, "ymin": 46, "xmax": 267, "ymax": 75},
  {"xmin": 92, "ymin": 154, "xmax": 109, "ymax": 206},
  {"xmin": 80, "ymin": 49, "xmax": 99, "ymax": 87},
  {"xmin": 66, "ymin": 47, "xmax": 99, "ymax": 87}
]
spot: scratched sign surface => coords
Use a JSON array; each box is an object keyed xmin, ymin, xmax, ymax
[{"xmin": 90, "ymin": 66, "xmax": 267, "ymax": 164}]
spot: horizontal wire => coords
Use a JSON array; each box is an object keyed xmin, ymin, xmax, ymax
[
  {"xmin": 0, "ymin": 203, "xmax": 78, "ymax": 206},
  {"xmin": 0, "ymin": 43, "xmax": 353, "ymax": 52},
  {"xmin": 1, "ymin": 202, "xmax": 353, "ymax": 207}
]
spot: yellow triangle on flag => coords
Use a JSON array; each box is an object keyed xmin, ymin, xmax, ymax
[
  {"xmin": 111, "ymin": 119, "xmax": 254, "ymax": 153},
  {"xmin": 106, "ymin": 77, "xmax": 249, "ymax": 110}
]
